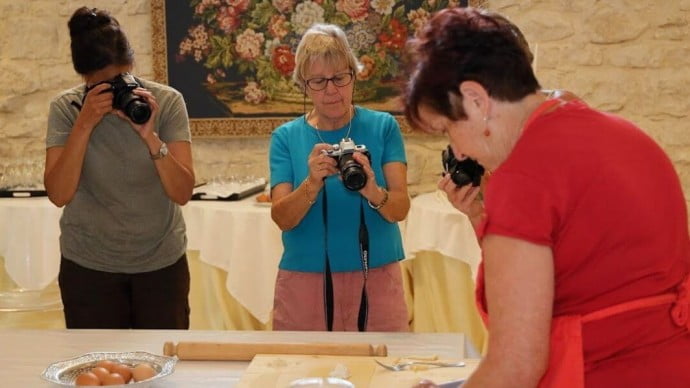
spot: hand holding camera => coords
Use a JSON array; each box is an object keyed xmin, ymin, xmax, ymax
[
  {"xmin": 322, "ymin": 138, "xmax": 371, "ymax": 191},
  {"xmin": 307, "ymin": 143, "xmax": 339, "ymax": 184},
  {"xmin": 111, "ymin": 87, "xmax": 159, "ymax": 141},
  {"xmin": 441, "ymin": 145, "xmax": 484, "ymax": 188},
  {"xmin": 84, "ymin": 73, "xmax": 153, "ymax": 125},
  {"xmin": 78, "ymin": 83, "xmax": 116, "ymax": 130},
  {"xmin": 439, "ymin": 145, "xmax": 486, "ymax": 223}
]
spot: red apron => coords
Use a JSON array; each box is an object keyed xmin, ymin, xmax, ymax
[{"xmin": 475, "ymin": 264, "xmax": 690, "ymax": 388}]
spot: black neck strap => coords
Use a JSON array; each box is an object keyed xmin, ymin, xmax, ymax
[{"xmin": 322, "ymin": 185, "xmax": 369, "ymax": 331}]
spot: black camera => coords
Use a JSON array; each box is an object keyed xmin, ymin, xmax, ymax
[
  {"xmin": 85, "ymin": 73, "xmax": 151, "ymax": 124},
  {"xmin": 442, "ymin": 145, "xmax": 485, "ymax": 187},
  {"xmin": 323, "ymin": 138, "xmax": 371, "ymax": 191}
]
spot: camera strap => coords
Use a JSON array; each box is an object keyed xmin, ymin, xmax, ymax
[
  {"xmin": 72, "ymin": 82, "xmax": 100, "ymax": 112},
  {"xmin": 357, "ymin": 202, "xmax": 370, "ymax": 331},
  {"xmin": 321, "ymin": 187, "xmax": 369, "ymax": 332},
  {"xmin": 70, "ymin": 85, "xmax": 90, "ymax": 111}
]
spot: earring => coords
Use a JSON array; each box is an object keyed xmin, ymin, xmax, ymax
[{"xmin": 483, "ymin": 117, "xmax": 490, "ymax": 137}]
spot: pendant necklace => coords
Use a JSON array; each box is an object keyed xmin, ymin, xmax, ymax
[{"xmin": 308, "ymin": 105, "xmax": 354, "ymax": 143}]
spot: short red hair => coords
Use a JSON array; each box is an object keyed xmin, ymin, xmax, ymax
[{"xmin": 404, "ymin": 7, "xmax": 540, "ymax": 130}]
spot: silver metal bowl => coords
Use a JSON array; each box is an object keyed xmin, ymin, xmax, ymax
[{"xmin": 40, "ymin": 351, "xmax": 176, "ymax": 387}]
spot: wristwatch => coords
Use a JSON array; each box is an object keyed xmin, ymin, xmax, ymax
[{"xmin": 151, "ymin": 142, "xmax": 168, "ymax": 160}]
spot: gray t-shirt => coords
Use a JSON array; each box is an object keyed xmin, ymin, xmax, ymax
[{"xmin": 46, "ymin": 77, "xmax": 191, "ymax": 273}]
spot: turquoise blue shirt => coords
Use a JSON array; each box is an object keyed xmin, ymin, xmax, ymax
[{"xmin": 270, "ymin": 106, "xmax": 406, "ymax": 273}]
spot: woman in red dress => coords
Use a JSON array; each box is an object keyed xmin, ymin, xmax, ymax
[{"xmin": 404, "ymin": 7, "xmax": 690, "ymax": 388}]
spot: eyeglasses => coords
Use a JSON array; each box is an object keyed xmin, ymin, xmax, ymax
[{"xmin": 305, "ymin": 71, "xmax": 354, "ymax": 91}]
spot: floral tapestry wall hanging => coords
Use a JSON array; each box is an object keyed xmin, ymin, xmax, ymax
[{"xmin": 151, "ymin": 0, "xmax": 487, "ymax": 137}]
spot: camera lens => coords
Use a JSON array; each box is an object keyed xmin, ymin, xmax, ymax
[
  {"xmin": 339, "ymin": 153, "xmax": 367, "ymax": 191},
  {"xmin": 342, "ymin": 166, "xmax": 367, "ymax": 191},
  {"xmin": 117, "ymin": 94, "xmax": 151, "ymax": 124},
  {"xmin": 126, "ymin": 100, "xmax": 152, "ymax": 124},
  {"xmin": 113, "ymin": 87, "xmax": 151, "ymax": 124}
]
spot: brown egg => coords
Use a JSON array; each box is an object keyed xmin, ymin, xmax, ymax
[
  {"xmin": 95, "ymin": 359, "xmax": 117, "ymax": 372},
  {"xmin": 90, "ymin": 366, "xmax": 110, "ymax": 382},
  {"xmin": 101, "ymin": 372, "xmax": 126, "ymax": 385},
  {"xmin": 74, "ymin": 371, "xmax": 100, "ymax": 386},
  {"xmin": 132, "ymin": 363, "xmax": 157, "ymax": 382},
  {"xmin": 111, "ymin": 363, "xmax": 133, "ymax": 383},
  {"xmin": 256, "ymin": 193, "xmax": 271, "ymax": 202}
]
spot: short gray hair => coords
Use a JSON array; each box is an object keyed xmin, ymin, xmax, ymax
[{"xmin": 292, "ymin": 23, "xmax": 363, "ymax": 90}]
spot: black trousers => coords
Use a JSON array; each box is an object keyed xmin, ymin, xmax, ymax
[{"xmin": 58, "ymin": 254, "xmax": 190, "ymax": 329}]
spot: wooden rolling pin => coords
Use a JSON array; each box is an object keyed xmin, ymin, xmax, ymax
[{"xmin": 163, "ymin": 341, "xmax": 388, "ymax": 361}]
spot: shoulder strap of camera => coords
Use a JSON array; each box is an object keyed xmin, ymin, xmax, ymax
[
  {"xmin": 357, "ymin": 202, "xmax": 370, "ymax": 332},
  {"xmin": 321, "ymin": 187, "xmax": 369, "ymax": 332},
  {"xmin": 71, "ymin": 85, "xmax": 89, "ymax": 111},
  {"xmin": 322, "ymin": 187, "xmax": 334, "ymax": 331}
]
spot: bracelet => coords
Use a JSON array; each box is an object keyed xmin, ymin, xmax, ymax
[
  {"xmin": 303, "ymin": 178, "xmax": 316, "ymax": 205},
  {"xmin": 368, "ymin": 187, "xmax": 389, "ymax": 210}
]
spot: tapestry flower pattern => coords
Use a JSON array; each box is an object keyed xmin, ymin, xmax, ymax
[{"xmin": 177, "ymin": 0, "xmax": 462, "ymax": 105}]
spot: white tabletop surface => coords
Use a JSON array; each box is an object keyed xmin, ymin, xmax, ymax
[
  {"xmin": 0, "ymin": 329, "xmax": 468, "ymax": 387},
  {"xmin": 0, "ymin": 192, "xmax": 480, "ymax": 322}
]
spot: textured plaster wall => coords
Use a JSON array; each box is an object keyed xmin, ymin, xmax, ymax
[{"xmin": 1, "ymin": 0, "xmax": 688, "ymax": 202}]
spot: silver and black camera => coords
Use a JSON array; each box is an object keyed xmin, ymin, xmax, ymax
[
  {"xmin": 323, "ymin": 138, "xmax": 370, "ymax": 191},
  {"xmin": 85, "ymin": 73, "xmax": 151, "ymax": 124},
  {"xmin": 442, "ymin": 145, "xmax": 485, "ymax": 187}
]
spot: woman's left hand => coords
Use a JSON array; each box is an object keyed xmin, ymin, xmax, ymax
[
  {"xmin": 114, "ymin": 87, "xmax": 159, "ymax": 139},
  {"xmin": 352, "ymin": 151, "xmax": 380, "ymax": 197},
  {"xmin": 438, "ymin": 173, "xmax": 485, "ymax": 225}
]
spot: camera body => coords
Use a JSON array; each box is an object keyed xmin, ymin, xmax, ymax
[
  {"xmin": 442, "ymin": 145, "xmax": 485, "ymax": 187},
  {"xmin": 323, "ymin": 138, "xmax": 371, "ymax": 191},
  {"xmin": 86, "ymin": 73, "xmax": 152, "ymax": 124}
]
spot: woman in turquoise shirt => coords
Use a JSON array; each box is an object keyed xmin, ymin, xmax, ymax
[{"xmin": 269, "ymin": 23, "xmax": 410, "ymax": 331}]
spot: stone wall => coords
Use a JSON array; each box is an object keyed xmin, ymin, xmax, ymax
[{"xmin": 1, "ymin": 0, "xmax": 688, "ymax": 201}]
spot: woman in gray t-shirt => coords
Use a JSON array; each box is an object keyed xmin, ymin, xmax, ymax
[{"xmin": 44, "ymin": 6, "xmax": 195, "ymax": 329}]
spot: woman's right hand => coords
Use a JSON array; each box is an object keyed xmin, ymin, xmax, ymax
[
  {"xmin": 77, "ymin": 83, "xmax": 114, "ymax": 130},
  {"xmin": 307, "ymin": 143, "xmax": 338, "ymax": 183},
  {"xmin": 438, "ymin": 173, "xmax": 485, "ymax": 222}
]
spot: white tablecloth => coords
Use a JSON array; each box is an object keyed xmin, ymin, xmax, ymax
[
  {"xmin": 182, "ymin": 200, "xmax": 281, "ymax": 324},
  {"xmin": 183, "ymin": 193, "xmax": 483, "ymax": 324},
  {"xmin": 0, "ymin": 198, "xmax": 62, "ymax": 290},
  {"xmin": 0, "ymin": 192, "xmax": 481, "ymax": 325},
  {"xmin": 401, "ymin": 192, "xmax": 481, "ymax": 277},
  {"xmin": 0, "ymin": 197, "xmax": 282, "ymax": 321}
]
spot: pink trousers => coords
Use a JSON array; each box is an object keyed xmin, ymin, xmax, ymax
[{"xmin": 272, "ymin": 261, "xmax": 409, "ymax": 332}]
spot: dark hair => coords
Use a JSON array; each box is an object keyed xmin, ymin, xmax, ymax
[
  {"xmin": 404, "ymin": 7, "xmax": 540, "ymax": 129},
  {"xmin": 68, "ymin": 7, "xmax": 134, "ymax": 75}
]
